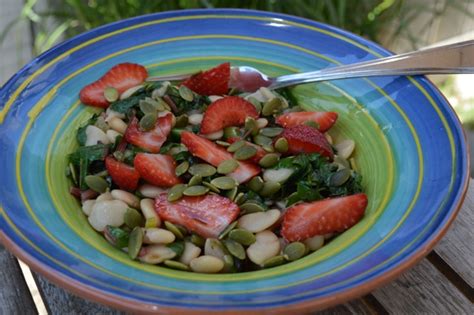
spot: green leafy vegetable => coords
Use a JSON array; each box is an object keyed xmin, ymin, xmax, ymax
[
  {"xmin": 76, "ymin": 114, "xmax": 98, "ymax": 146},
  {"xmin": 110, "ymin": 95, "xmax": 142, "ymax": 114},
  {"xmin": 106, "ymin": 226, "xmax": 130, "ymax": 249}
]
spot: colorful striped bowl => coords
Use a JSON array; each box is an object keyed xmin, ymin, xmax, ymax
[{"xmin": 0, "ymin": 9, "xmax": 469, "ymax": 313}]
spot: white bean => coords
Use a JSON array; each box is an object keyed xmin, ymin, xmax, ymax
[
  {"xmin": 180, "ymin": 242, "xmax": 202, "ymax": 265},
  {"xmin": 263, "ymin": 168, "xmax": 293, "ymax": 183},
  {"xmin": 190, "ymin": 255, "xmax": 224, "ymax": 273},
  {"xmin": 246, "ymin": 230, "xmax": 280, "ymax": 266},
  {"xmin": 259, "ymin": 87, "xmax": 276, "ymax": 101},
  {"xmin": 140, "ymin": 198, "xmax": 161, "ymax": 228},
  {"xmin": 188, "ymin": 113, "xmax": 204, "ymax": 125},
  {"xmin": 139, "ymin": 245, "xmax": 176, "ymax": 264},
  {"xmin": 334, "ymin": 139, "xmax": 355, "ymax": 159},
  {"xmin": 143, "ymin": 228, "xmax": 175, "ymax": 244},
  {"xmin": 325, "ymin": 133, "xmax": 333, "ymax": 145},
  {"xmin": 96, "ymin": 192, "xmax": 113, "ymax": 202},
  {"xmin": 238, "ymin": 209, "xmax": 281, "ymax": 233},
  {"xmin": 120, "ymin": 84, "xmax": 143, "ymax": 100},
  {"xmin": 138, "ymin": 184, "xmax": 167, "ymax": 198},
  {"xmin": 304, "ymin": 235, "xmax": 325, "ymax": 251},
  {"xmin": 256, "ymin": 118, "xmax": 268, "ymax": 129},
  {"xmin": 202, "ymin": 130, "xmax": 223, "ymax": 140},
  {"xmin": 81, "ymin": 200, "xmax": 95, "ymax": 216},
  {"xmin": 111, "ymin": 189, "xmax": 140, "ymax": 209},
  {"xmin": 105, "ymin": 108, "xmax": 125, "ymax": 122},
  {"xmin": 88, "ymin": 200, "xmax": 128, "ymax": 232},
  {"xmin": 208, "ymin": 95, "xmax": 223, "ymax": 102},
  {"xmin": 106, "ymin": 129, "xmax": 121, "ymax": 143},
  {"xmin": 108, "ymin": 116, "xmax": 128, "ymax": 134},
  {"xmin": 85, "ymin": 125, "xmax": 110, "ymax": 146}
]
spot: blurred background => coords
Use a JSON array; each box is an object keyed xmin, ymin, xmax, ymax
[{"xmin": 1, "ymin": 0, "xmax": 473, "ymax": 169}]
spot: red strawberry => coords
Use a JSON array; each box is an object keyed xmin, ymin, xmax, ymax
[
  {"xmin": 278, "ymin": 125, "xmax": 333, "ymax": 159},
  {"xmin": 181, "ymin": 131, "xmax": 260, "ymax": 183},
  {"xmin": 155, "ymin": 193, "xmax": 240, "ymax": 238},
  {"xmin": 276, "ymin": 111, "xmax": 338, "ymax": 132},
  {"xmin": 105, "ymin": 156, "xmax": 140, "ymax": 191},
  {"xmin": 227, "ymin": 137, "xmax": 266, "ymax": 164},
  {"xmin": 125, "ymin": 113, "xmax": 172, "ymax": 153},
  {"xmin": 200, "ymin": 96, "xmax": 259, "ymax": 134},
  {"xmin": 133, "ymin": 153, "xmax": 181, "ymax": 187},
  {"xmin": 281, "ymin": 194, "xmax": 368, "ymax": 241},
  {"xmin": 181, "ymin": 62, "xmax": 230, "ymax": 96},
  {"xmin": 79, "ymin": 63, "xmax": 148, "ymax": 108}
]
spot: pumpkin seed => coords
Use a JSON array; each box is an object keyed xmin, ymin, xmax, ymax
[
  {"xmin": 224, "ymin": 239, "xmax": 246, "ymax": 260},
  {"xmin": 253, "ymin": 134, "xmax": 273, "ymax": 146},
  {"xmin": 304, "ymin": 235, "xmax": 324, "ymax": 251},
  {"xmin": 183, "ymin": 185, "xmax": 209, "ymax": 196},
  {"xmin": 176, "ymin": 225, "xmax": 188, "ymax": 237},
  {"xmin": 259, "ymin": 153, "xmax": 280, "ymax": 168},
  {"xmin": 216, "ymin": 140, "xmax": 230, "ymax": 147},
  {"xmin": 175, "ymin": 161, "xmax": 189, "ymax": 177},
  {"xmin": 218, "ymin": 221, "xmax": 238, "ymax": 240},
  {"xmin": 202, "ymin": 181, "xmax": 220, "ymax": 193},
  {"xmin": 234, "ymin": 145, "xmax": 257, "ymax": 160},
  {"xmin": 240, "ymin": 202, "xmax": 265, "ymax": 214},
  {"xmin": 217, "ymin": 159, "xmax": 239, "ymax": 174},
  {"xmin": 104, "ymin": 87, "xmax": 119, "ymax": 102},
  {"xmin": 164, "ymin": 259, "xmax": 190, "ymax": 271},
  {"xmin": 263, "ymin": 168, "xmax": 293, "ymax": 183},
  {"xmin": 234, "ymin": 192, "xmax": 246, "ymax": 205},
  {"xmin": 128, "ymin": 227, "xmax": 144, "ymax": 259},
  {"xmin": 274, "ymin": 137, "xmax": 289, "ymax": 153},
  {"xmin": 124, "ymin": 208, "xmax": 145, "ymax": 229},
  {"xmin": 262, "ymin": 144, "xmax": 275, "ymax": 153},
  {"xmin": 244, "ymin": 117, "xmax": 259, "ymax": 136},
  {"xmin": 248, "ymin": 176, "xmax": 264, "ymax": 192},
  {"xmin": 174, "ymin": 114, "xmax": 189, "ymax": 128},
  {"xmin": 179, "ymin": 85, "xmax": 194, "ymax": 101},
  {"xmin": 263, "ymin": 255, "xmax": 286, "ymax": 268},
  {"xmin": 190, "ymin": 234, "xmax": 205, "ymax": 247},
  {"xmin": 188, "ymin": 163, "xmax": 216, "ymax": 177},
  {"xmin": 256, "ymin": 118, "xmax": 268, "ymax": 129},
  {"xmin": 139, "ymin": 113, "xmax": 158, "ymax": 131},
  {"xmin": 259, "ymin": 181, "xmax": 281, "ymax": 197},
  {"xmin": 224, "ymin": 126, "xmax": 240, "ymax": 139},
  {"xmin": 247, "ymin": 97, "xmax": 262, "ymax": 113},
  {"xmin": 168, "ymin": 184, "xmax": 186, "ymax": 202},
  {"xmin": 228, "ymin": 229, "xmax": 256, "ymax": 246},
  {"xmin": 304, "ymin": 120, "xmax": 320, "ymax": 129},
  {"xmin": 164, "ymin": 221, "xmax": 185, "ymax": 239},
  {"xmin": 188, "ymin": 175, "xmax": 202, "ymax": 186},
  {"xmin": 226, "ymin": 187, "xmax": 238, "ymax": 201},
  {"xmin": 84, "ymin": 175, "xmax": 108, "ymax": 193},
  {"xmin": 210, "ymin": 176, "xmax": 237, "ymax": 190},
  {"xmin": 262, "ymin": 98, "xmax": 283, "ymax": 116},
  {"xmin": 139, "ymin": 99, "xmax": 158, "ymax": 114},
  {"xmin": 329, "ymin": 168, "xmax": 351, "ymax": 186},
  {"xmin": 283, "ymin": 242, "xmax": 306, "ymax": 261},
  {"xmin": 222, "ymin": 254, "xmax": 235, "ymax": 272},
  {"xmin": 227, "ymin": 140, "xmax": 245, "ymax": 152},
  {"xmin": 167, "ymin": 241, "xmax": 185, "ymax": 256},
  {"xmin": 260, "ymin": 127, "xmax": 283, "ymax": 137}
]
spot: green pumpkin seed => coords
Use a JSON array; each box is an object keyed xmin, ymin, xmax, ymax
[
  {"xmin": 218, "ymin": 221, "xmax": 238, "ymax": 240},
  {"xmin": 188, "ymin": 163, "xmax": 216, "ymax": 177},
  {"xmin": 222, "ymin": 254, "xmax": 235, "ymax": 272},
  {"xmin": 304, "ymin": 120, "xmax": 320, "ymax": 129},
  {"xmin": 259, "ymin": 181, "xmax": 281, "ymax": 197},
  {"xmin": 234, "ymin": 145, "xmax": 257, "ymax": 160},
  {"xmin": 210, "ymin": 176, "xmax": 237, "ymax": 190},
  {"xmin": 248, "ymin": 176, "xmax": 264, "ymax": 192},
  {"xmin": 224, "ymin": 126, "xmax": 240, "ymax": 139},
  {"xmin": 240, "ymin": 202, "xmax": 265, "ymax": 214},
  {"xmin": 128, "ymin": 227, "xmax": 144, "ymax": 259},
  {"xmin": 217, "ymin": 159, "xmax": 239, "ymax": 174},
  {"xmin": 274, "ymin": 137, "xmax": 289, "ymax": 153},
  {"xmin": 104, "ymin": 87, "xmax": 119, "ymax": 102},
  {"xmin": 164, "ymin": 221, "xmax": 184, "ymax": 239},
  {"xmin": 283, "ymin": 242, "xmax": 306, "ymax": 261},
  {"xmin": 229, "ymin": 229, "xmax": 256, "ymax": 246},
  {"xmin": 167, "ymin": 241, "xmax": 185, "ymax": 256},
  {"xmin": 124, "ymin": 208, "xmax": 145, "ymax": 229},
  {"xmin": 262, "ymin": 98, "xmax": 283, "ymax": 116},
  {"xmin": 139, "ymin": 112, "xmax": 158, "ymax": 131},
  {"xmin": 139, "ymin": 99, "xmax": 158, "ymax": 114},
  {"xmin": 262, "ymin": 144, "xmax": 275, "ymax": 152},
  {"xmin": 253, "ymin": 134, "xmax": 273, "ymax": 146},
  {"xmin": 94, "ymin": 116, "xmax": 109, "ymax": 131},
  {"xmin": 263, "ymin": 255, "xmax": 286, "ymax": 268},
  {"xmin": 190, "ymin": 234, "xmax": 205, "ymax": 247},
  {"xmin": 234, "ymin": 192, "xmax": 246, "ymax": 205},
  {"xmin": 84, "ymin": 175, "xmax": 108, "ymax": 193},
  {"xmin": 248, "ymin": 98, "xmax": 262, "ymax": 113},
  {"xmin": 227, "ymin": 140, "xmax": 245, "ymax": 153},
  {"xmin": 168, "ymin": 184, "xmax": 186, "ymax": 202},
  {"xmin": 329, "ymin": 168, "xmax": 351, "ymax": 186},
  {"xmin": 178, "ymin": 85, "xmax": 194, "ymax": 101},
  {"xmin": 244, "ymin": 117, "xmax": 259, "ymax": 136},
  {"xmin": 216, "ymin": 140, "xmax": 230, "ymax": 147},
  {"xmin": 224, "ymin": 239, "xmax": 246, "ymax": 260},
  {"xmin": 260, "ymin": 127, "xmax": 283, "ymax": 137},
  {"xmin": 175, "ymin": 161, "xmax": 189, "ymax": 177},
  {"xmin": 259, "ymin": 153, "xmax": 280, "ymax": 168},
  {"xmin": 174, "ymin": 114, "xmax": 189, "ymax": 128},
  {"xmin": 188, "ymin": 175, "xmax": 202, "ymax": 186},
  {"xmin": 226, "ymin": 187, "xmax": 238, "ymax": 201},
  {"xmin": 202, "ymin": 181, "xmax": 220, "ymax": 193},
  {"xmin": 164, "ymin": 259, "xmax": 190, "ymax": 271},
  {"xmin": 183, "ymin": 185, "xmax": 209, "ymax": 196}
]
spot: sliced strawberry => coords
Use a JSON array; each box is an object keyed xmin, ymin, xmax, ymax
[
  {"xmin": 227, "ymin": 137, "xmax": 266, "ymax": 164},
  {"xmin": 80, "ymin": 63, "xmax": 148, "ymax": 108},
  {"xmin": 200, "ymin": 96, "xmax": 259, "ymax": 134},
  {"xmin": 105, "ymin": 156, "xmax": 140, "ymax": 191},
  {"xmin": 281, "ymin": 193, "xmax": 368, "ymax": 242},
  {"xmin": 125, "ymin": 113, "xmax": 172, "ymax": 153},
  {"xmin": 181, "ymin": 131, "xmax": 260, "ymax": 183},
  {"xmin": 133, "ymin": 153, "xmax": 181, "ymax": 187},
  {"xmin": 181, "ymin": 62, "xmax": 230, "ymax": 96},
  {"xmin": 276, "ymin": 111, "xmax": 338, "ymax": 132},
  {"xmin": 278, "ymin": 125, "xmax": 333, "ymax": 159},
  {"xmin": 155, "ymin": 193, "xmax": 240, "ymax": 238}
]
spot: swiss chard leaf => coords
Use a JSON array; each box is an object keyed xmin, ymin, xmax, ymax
[
  {"xmin": 76, "ymin": 114, "xmax": 98, "ymax": 146},
  {"xmin": 106, "ymin": 226, "xmax": 130, "ymax": 249},
  {"xmin": 110, "ymin": 95, "xmax": 142, "ymax": 113},
  {"xmin": 69, "ymin": 144, "xmax": 110, "ymax": 166}
]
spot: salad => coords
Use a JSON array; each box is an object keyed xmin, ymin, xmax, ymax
[{"xmin": 68, "ymin": 62, "xmax": 367, "ymax": 273}]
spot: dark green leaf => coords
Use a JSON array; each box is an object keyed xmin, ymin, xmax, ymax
[
  {"xmin": 167, "ymin": 241, "xmax": 185, "ymax": 256},
  {"xmin": 106, "ymin": 226, "xmax": 130, "ymax": 248},
  {"xmin": 110, "ymin": 95, "xmax": 142, "ymax": 113}
]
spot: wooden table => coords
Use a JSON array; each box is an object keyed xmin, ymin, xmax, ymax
[{"xmin": 1, "ymin": 185, "xmax": 473, "ymax": 315}]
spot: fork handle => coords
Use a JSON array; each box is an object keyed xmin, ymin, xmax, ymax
[{"xmin": 270, "ymin": 40, "xmax": 474, "ymax": 89}]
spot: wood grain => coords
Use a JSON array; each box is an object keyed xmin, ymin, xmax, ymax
[{"xmin": 0, "ymin": 245, "xmax": 37, "ymax": 315}]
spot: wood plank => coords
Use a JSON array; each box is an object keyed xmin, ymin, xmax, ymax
[
  {"xmin": 0, "ymin": 245, "xmax": 37, "ymax": 314},
  {"xmin": 434, "ymin": 182, "xmax": 474, "ymax": 287},
  {"xmin": 317, "ymin": 295, "xmax": 385, "ymax": 315},
  {"xmin": 372, "ymin": 258, "xmax": 473, "ymax": 314}
]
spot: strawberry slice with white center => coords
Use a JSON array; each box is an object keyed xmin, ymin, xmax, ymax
[
  {"xmin": 276, "ymin": 111, "xmax": 338, "ymax": 132},
  {"xmin": 155, "ymin": 193, "xmax": 240, "ymax": 239},
  {"xmin": 133, "ymin": 153, "xmax": 181, "ymax": 187},
  {"xmin": 281, "ymin": 193, "xmax": 368, "ymax": 242},
  {"xmin": 181, "ymin": 131, "xmax": 260, "ymax": 183},
  {"xmin": 125, "ymin": 113, "xmax": 172, "ymax": 153}
]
